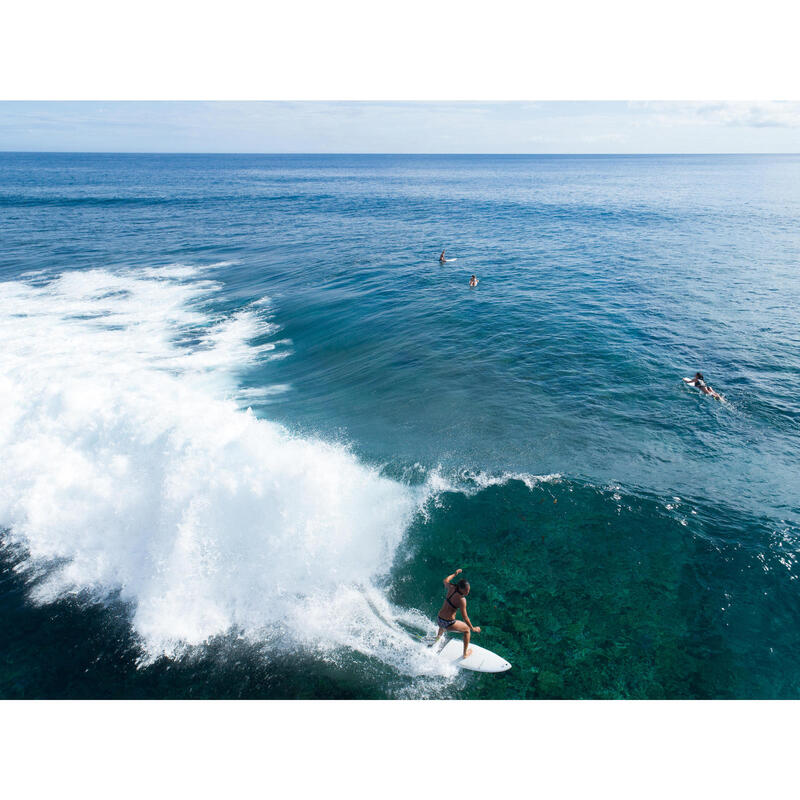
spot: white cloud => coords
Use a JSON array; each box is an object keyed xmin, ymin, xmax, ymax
[{"xmin": 633, "ymin": 101, "xmax": 800, "ymax": 128}]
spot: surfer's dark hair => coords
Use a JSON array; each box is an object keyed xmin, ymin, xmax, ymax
[
  {"xmin": 695, "ymin": 372, "xmax": 704, "ymax": 380},
  {"xmin": 457, "ymin": 579, "xmax": 470, "ymax": 593}
]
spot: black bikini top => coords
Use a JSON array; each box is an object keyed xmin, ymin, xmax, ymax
[{"xmin": 446, "ymin": 588, "xmax": 463, "ymax": 609}]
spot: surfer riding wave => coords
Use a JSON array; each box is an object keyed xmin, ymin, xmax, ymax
[{"xmin": 434, "ymin": 568, "xmax": 480, "ymax": 658}]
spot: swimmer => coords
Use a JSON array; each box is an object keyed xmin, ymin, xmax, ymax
[
  {"xmin": 683, "ymin": 372, "xmax": 722, "ymax": 400},
  {"xmin": 439, "ymin": 250, "xmax": 447, "ymax": 263},
  {"xmin": 469, "ymin": 275, "xmax": 478, "ymax": 287}
]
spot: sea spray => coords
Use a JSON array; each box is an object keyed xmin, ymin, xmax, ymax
[{"xmin": 0, "ymin": 266, "xmax": 446, "ymax": 675}]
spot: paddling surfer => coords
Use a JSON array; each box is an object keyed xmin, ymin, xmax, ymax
[
  {"xmin": 469, "ymin": 275, "xmax": 478, "ymax": 287},
  {"xmin": 434, "ymin": 568, "xmax": 480, "ymax": 658},
  {"xmin": 683, "ymin": 371, "xmax": 722, "ymax": 400}
]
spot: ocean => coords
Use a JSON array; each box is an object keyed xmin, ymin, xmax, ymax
[{"xmin": 1, "ymin": 152, "xmax": 799, "ymax": 699}]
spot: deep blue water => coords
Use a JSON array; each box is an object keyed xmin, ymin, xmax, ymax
[{"xmin": 1, "ymin": 153, "xmax": 800, "ymax": 698}]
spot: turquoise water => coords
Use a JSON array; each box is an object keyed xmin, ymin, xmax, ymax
[{"xmin": 1, "ymin": 153, "xmax": 800, "ymax": 698}]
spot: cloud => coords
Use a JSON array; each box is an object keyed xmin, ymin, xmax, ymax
[{"xmin": 632, "ymin": 101, "xmax": 800, "ymax": 128}]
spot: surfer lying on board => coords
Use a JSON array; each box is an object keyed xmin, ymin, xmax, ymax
[
  {"xmin": 440, "ymin": 250, "xmax": 447, "ymax": 263},
  {"xmin": 435, "ymin": 568, "xmax": 480, "ymax": 658},
  {"xmin": 683, "ymin": 372, "xmax": 722, "ymax": 400}
]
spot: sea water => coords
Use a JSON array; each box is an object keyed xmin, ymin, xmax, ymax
[{"xmin": 1, "ymin": 153, "xmax": 799, "ymax": 698}]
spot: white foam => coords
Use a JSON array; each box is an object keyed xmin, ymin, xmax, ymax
[
  {"xmin": 235, "ymin": 384, "xmax": 292, "ymax": 405},
  {"xmin": 462, "ymin": 469, "xmax": 561, "ymax": 492},
  {"xmin": 426, "ymin": 467, "xmax": 561, "ymax": 495},
  {"xmin": 0, "ymin": 266, "xmax": 438, "ymax": 675}
]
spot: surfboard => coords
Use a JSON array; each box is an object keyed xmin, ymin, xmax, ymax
[
  {"xmin": 433, "ymin": 636, "xmax": 511, "ymax": 673},
  {"xmin": 683, "ymin": 377, "xmax": 723, "ymax": 401}
]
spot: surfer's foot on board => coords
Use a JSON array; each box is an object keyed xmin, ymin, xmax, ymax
[{"xmin": 462, "ymin": 648, "xmax": 473, "ymax": 659}]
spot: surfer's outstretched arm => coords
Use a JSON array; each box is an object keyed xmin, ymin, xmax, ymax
[{"xmin": 444, "ymin": 568, "xmax": 462, "ymax": 586}]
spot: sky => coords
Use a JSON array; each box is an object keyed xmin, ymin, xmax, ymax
[{"xmin": 1, "ymin": 102, "xmax": 800, "ymax": 154}]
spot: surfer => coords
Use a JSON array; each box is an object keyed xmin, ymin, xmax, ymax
[
  {"xmin": 434, "ymin": 568, "xmax": 480, "ymax": 658},
  {"xmin": 469, "ymin": 275, "xmax": 478, "ymax": 287},
  {"xmin": 439, "ymin": 250, "xmax": 447, "ymax": 263},
  {"xmin": 683, "ymin": 372, "xmax": 722, "ymax": 400}
]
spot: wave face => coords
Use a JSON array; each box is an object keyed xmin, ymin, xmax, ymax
[{"xmin": 0, "ymin": 267, "xmax": 446, "ymax": 676}]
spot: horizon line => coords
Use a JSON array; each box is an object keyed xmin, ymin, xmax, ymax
[{"xmin": 2, "ymin": 150, "xmax": 799, "ymax": 157}]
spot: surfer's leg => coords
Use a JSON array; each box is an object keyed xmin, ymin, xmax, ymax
[
  {"xmin": 433, "ymin": 617, "xmax": 452, "ymax": 645},
  {"xmin": 448, "ymin": 620, "xmax": 472, "ymax": 658}
]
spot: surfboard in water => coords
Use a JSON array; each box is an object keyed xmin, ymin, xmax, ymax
[{"xmin": 433, "ymin": 637, "xmax": 511, "ymax": 673}]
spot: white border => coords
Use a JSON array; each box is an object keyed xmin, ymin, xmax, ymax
[
  {"xmin": 1, "ymin": 700, "xmax": 796, "ymax": 798},
  {"xmin": 2, "ymin": 0, "xmax": 799, "ymax": 100}
]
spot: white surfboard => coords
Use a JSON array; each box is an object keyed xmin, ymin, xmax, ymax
[{"xmin": 434, "ymin": 637, "xmax": 511, "ymax": 673}]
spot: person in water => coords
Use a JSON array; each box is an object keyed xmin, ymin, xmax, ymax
[
  {"xmin": 469, "ymin": 275, "xmax": 478, "ymax": 287},
  {"xmin": 684, "ymin": 371, "xmax": 722, "ymax": 400},
  {"xmin": 434, "ymin": 568, "xmax": 480, "ymax": 658},
  {"xmin": 439, "ymin": 250, "xmax": 447, "ymax": 263}
]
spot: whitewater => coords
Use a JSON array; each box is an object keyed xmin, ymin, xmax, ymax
[{"xmin": 0, "ymin": 266, "xmax": 457, "ymax": 678}]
